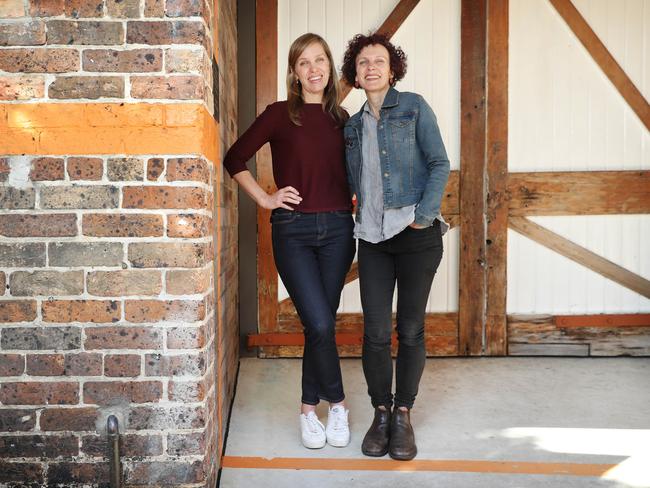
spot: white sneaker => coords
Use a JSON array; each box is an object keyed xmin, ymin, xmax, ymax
[
  {"xmin": 300, "ymin": 411, "xmax": 326, "ymax": 449},
  {"xmin": 326, "ymin": 405, "xmax": 350, "ymax": 447}
]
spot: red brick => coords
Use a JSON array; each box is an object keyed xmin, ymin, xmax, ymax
[
  {"xmin": 167, "ymin": 326, "xmax": 206, "ymax": 349},
  {"xmin": 167, "ymin": 213, "xmax": 212, "ymax": 238},
  {"xmin": 29, "ymin": 157, "xmax": 64, "ymax": 180},
  {"xmin": 48, "ymin": 462, "xmax": 110, "ymax": 485},
  {"xmin": 42, "ymin": 300, "xmax": 121, "ymax": 323},
  {"xmin": 0, "ymin": 21, "xmax": 46, "ymax": 46},
  {"xmin": 144, "ymin": 0, "xmax": 165, "ymax": 17},
  {"xmin": 84, "ymin": 326, "xmax": 162, "ymax": 350},
  {"xmin": 82, "ymin": 433, "xmax": 162, "ymax": 457},
  {"xmin": 125, "ymin": 299, "xmax": 205, "ymax": 323},
  {"xmin": 123, "ymin": 186, "xmax": 206, "ymax": 209},
  {"xmin": 46, "ymin": 20, "xmax": 122, "ymax": 44},
  {"xmin": 40, "ymin": 407, "xmax": 99, "ymax": 431},
  {"xmin": 88, "ymin": 270, "xmax": 162, "ymax": 296},
  {"xmin": 49, "ymin": 76, "xmax": 124, "ymax": 99},
  {"xmin": 0, "ymin": 48, "xmax": 79, "ymax": 73},
  {"xmin": 40, "ymin": 185, "xmax": 119, "ymax": 209},
  {"xmin": 127, "ymin": 20, "xmax": 206, "ymax": 46},
  {"xmin": 0, "ymin": 354, "xmax": 24, "ymax": 376},
  {"xmin": 147, "ymin": 157, "xmax": 164, "ymax": 180},
  {"xmin": 0, "ymin": 461, "xmax": 44, "ymax": 483},
  {"xmin": 166, "ymin": 268, "xmax": 211, "ymax": 295},
  {"xmin": 131, "ymin": 75, "xmax": 204, "ymax": 100},
  {"xmin": 0, "ymin": 158, "xmax": 9, "ymax": 181},
  {"xmin": 128, "ymin": 405, "xmax": 205, "ymax": 429},
  {"xmin": 0, "ymin": 214, "xmax": 77, "ymax": 237},
  {"xmin": 145, "ymin": 353, "xmax": 204, "ymax": 376},
  {"xmin": 0, "ymin": 382, "xmax": 79, "ymax": 405},
  {"xmin": 64, "ymin": 1, "xmax": 105, "ymax": 18},
  {"xmin": 83, "ymin": 381, "xmax": 162, "ymax": 405},
  {"xmin": 0, "ymin": 0, "xmax": 25, "ymax": 18},
  {"xmin": 83, "ymin": 213, "xmax": 164, "ymax": 237},
  {"xmin": 166, "ymin": 157, "xmax": 210, "ymax": 183},
  {"xmin": 167, "ymin": 432, "xmax": 205, "ymax": 456},
  {"xmin": 165, "ymin": 48, "xmax": 204, "ymax": 73},
  {"xmin": 104, "ymin": 354, "xmax": 141, "ymax": 377},
  {"xmin": 0, "ymin": 75, "xmax": 45, "ymax": 100},
  {"xmin": 0, "ymin": 434, "xmax": 78, "ymax": 458},
  {"xmin": 0, "ymin": 300, "xmax": 37, "ymax": 323},
  {"xmin": 67, "ymin": 157, "xmax": 103, "ymax": 180},
  {"xmin": 63, "ymin": 352, "xmax": 103, "ymax": 376},
  {"xmin": 126, "ymin": 460, "xmax": 203, "ymax": 485},
  {"xmin": 128, "ymin": 242, "xmax": 212, "ymax": 268},
  {"xmin": 168, "ymin": 380, "xmax": 205, "ymax": 402},
  {"xmin": 0, "ymin": 409, "xmax": 36, "ymax": 432},
  {"xmin": 83, "ymin": 49, "xmax": 163, "ymax": 72},
  {"xmin": 25, "ymin": 354, "xmax": 65, "ymax": 376},
  {"xmin": 29, "ymin": 0, "xmax": 65, "ymax": 17},
  {"xmin": 9, "ymin": 270, "xmax": 84, "ymax": 296},
  {"xmin": 167, "ymin": 0, "xmax": 205, "ymax": 17},
  {"xmin": 106, "ymin": 0, "xmax": 139, "ymax": 18}
]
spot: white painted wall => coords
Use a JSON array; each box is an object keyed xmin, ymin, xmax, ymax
[{"xmin": 509, "ymin": 0, "xmax": 650, "ymax": 313}]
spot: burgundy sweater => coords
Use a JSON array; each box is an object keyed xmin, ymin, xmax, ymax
[{"xmin": 223, "ymin": 101, "xmax": 351, "ymax": 212}]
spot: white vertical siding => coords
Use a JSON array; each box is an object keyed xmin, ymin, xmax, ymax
[
  {"xmin": 276, "ymin": 0, "xmax": 461, "ymax": 313},
  {"xmin": 508, "ymin": 0, "xmax": 650, "ymax": 314}
]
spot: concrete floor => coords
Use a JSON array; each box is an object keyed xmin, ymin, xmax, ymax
[{"xmin": 219, "ymin": 357, "xmax": 650, "ymax": 487}]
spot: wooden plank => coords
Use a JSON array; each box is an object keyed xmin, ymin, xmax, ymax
[
  {"xmin": 508, "ymin": 343, "xmax": 590, "ymax": 356},
  {"xmin": 555, "ymin": 314, "xmax": 650, "ymax": 328},
  {"xmin": 256, "ymin": 0, "xmax": 278, "ymax": 336},
  {"xmin": 339, "ymin": 0, "xmax": 421, "ymax": 99},
  {"xmin": 442, "ymin": 170, "xmax": 459, "ymax": 216},
  {"xmin": 548, "ymin": 0, "xmax": 650, "ymax": 130},
  {"xmin": 485, "ymin": 0, "xmax": 509, "ymax": 356},
  {"xmin": 508, "ymin": 171, "xmax": 650, "ymax": 216},
  {"xmin": 459, "ymin": 0, "xmax": 487, "ymax": 356},
  {"xmin": 509, "ymin": 217, "xmax": 650, "ymax": 298}
]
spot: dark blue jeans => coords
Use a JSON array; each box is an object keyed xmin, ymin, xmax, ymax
[
  {"xmin": 358, "ymin": 221, "xmax": 443, "ymax": 409},
  {"xmin": 271, "ymin": 209, "xmax": 355, "ymax": 405}
]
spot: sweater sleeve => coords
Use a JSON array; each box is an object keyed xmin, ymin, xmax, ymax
[{"xmin": 223, "ymin": 103, "xmax": 277, "ymax": 177}]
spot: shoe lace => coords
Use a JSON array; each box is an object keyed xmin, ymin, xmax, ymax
[
  {"xmin": 329, "ymin": 407, "xmax": 348, "ymax": 432},
  {"xmin": 304, "ymin": 413, "xmax": 322, "ymax": 434}
]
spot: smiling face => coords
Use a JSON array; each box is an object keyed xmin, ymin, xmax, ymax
[
  {"xmin": 293, "ymin": 41, "xmax": 330, "ymax": 103},
  {"xmin": 355, "ymin": 44, "xmax": 392, "ymax": 96}
]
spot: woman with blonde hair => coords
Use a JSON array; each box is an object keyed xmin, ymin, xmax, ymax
[{"xmin": 223, "ymin": 33, "xmax": 354, "ymax": 449}]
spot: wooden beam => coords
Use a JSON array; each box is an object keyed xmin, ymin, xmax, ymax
[
  {"xmin": 508, "ymin": 171, "xmax": 650, "ymax": 216},
  {"xmin": 509, "ymin": 217, "xmax": 650, "ymax": 299},
  {"xmin": 459, "ymin": 0, "xmax": 488, "ymax": 356},
  {"xmin": 340, "ymin": 0, "xmax": 421, "ymax": 99},
  {"xmin": 555, "ymin": 314, "xmax": 650, "ymax": 328},
  {"xmin": 485, "ymin": 0, "xmax": 509, "ymax": 356},
  {"xmin": 256, "ymin": 0, "xmax": 278, "ymax": 335},
  {"xmin": 548, "ymin": 0, "xmax": 650, "ymax": 131}
]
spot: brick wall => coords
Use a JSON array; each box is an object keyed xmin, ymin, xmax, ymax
[{"xmin": 0, "ymin": 1, "xmax": 238, "ymax": 487}]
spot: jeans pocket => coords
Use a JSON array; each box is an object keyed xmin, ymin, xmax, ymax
[{"xmin": 270, "ymin": 210, "xmax": 299, "ymax": 225}]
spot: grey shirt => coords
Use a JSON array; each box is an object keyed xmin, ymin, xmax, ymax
[{"xmin": 354, "ymin": 103, "xmax": 448, "ymax": 243}]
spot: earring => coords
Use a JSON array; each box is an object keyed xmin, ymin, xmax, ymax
[{"xmin": 296, "ymin": 79, "xmax": 301, "ymax": 86}]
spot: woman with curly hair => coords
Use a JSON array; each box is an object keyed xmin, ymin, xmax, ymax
[
  {"xmin": 224, "ymin": 33, "xmax": 354, "ymax": 450},
  {"xmin": 341, "ymin": 33, "xmax": 450, "ymax": 460}
]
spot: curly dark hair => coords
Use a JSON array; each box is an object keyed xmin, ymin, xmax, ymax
[{"xmin": 341, "ymin": 33, "xmax": 407, "ymax": 88}]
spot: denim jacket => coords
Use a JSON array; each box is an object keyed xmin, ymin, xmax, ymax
[{"xmin": 343, "ymin": 87, "xmax": 450, "ymax": 227}]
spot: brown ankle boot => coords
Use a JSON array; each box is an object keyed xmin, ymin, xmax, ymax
[
  {"xmin": 361, "ymin": 407, "xmax": 391, "ymax": 457},
  {"xmin": 389, "ymin": 408, "xmax": 417, "ymax": 460}
]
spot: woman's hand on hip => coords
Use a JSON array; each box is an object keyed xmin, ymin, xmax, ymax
[{"xmin": 260, "ymin": 186, "xmax": 302, "ymax": 210}]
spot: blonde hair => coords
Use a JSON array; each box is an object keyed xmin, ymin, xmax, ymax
[{"xmin": 286, "ymin": 33, "xmax": 348, "ymax": 127}]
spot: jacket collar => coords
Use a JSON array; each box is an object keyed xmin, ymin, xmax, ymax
[{"xmin": 381, "ymin": 87, "xmax": 399, "ymax": 108}]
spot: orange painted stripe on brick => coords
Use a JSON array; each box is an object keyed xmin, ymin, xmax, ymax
[
  {"xmin": 0, "ymin": 103, "xmax": 218, "ymax": 163},
  {"xmin": 220, "ymin": 456, "xmax": 615, "ymax": 477}
]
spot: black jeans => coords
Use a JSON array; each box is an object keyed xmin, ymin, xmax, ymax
[
  {"xmin": 271, "ymin": 209, "xmax": 356, "ymax": 405},
  {"xmin": 358, "ymin": 221, "xmax": 443, "ymax": 409}
]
